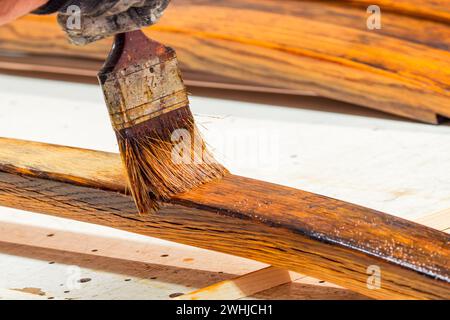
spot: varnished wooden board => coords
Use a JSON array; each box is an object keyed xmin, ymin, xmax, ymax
[
  {"xmin": 0, "ymin": 0, "xmax": 449, "ymax": 123},
  {"xmin": 0, "ymin": 137, "xmax": 448, "ymax": 299},
  {"xmin": 344, "ymin": 0, "xmax": 450, "ymax": 23},
  {"xmin": 178, "ymin": 209, "xmax": 450, "ymax": 300}
]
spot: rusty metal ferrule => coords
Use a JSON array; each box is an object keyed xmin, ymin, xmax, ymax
[{"xmin": 100, "ymin": 54, "xmax": 188, "ymax": 131}]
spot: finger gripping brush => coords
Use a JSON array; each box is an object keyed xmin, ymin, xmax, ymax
[{"xmin": 98, "ymin": 30, "xmax": 228, "ymax": 213}]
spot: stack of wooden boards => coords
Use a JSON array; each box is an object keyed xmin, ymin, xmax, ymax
[{"xmin": 0, "ymin": 0, "xmax": 448, "ymax": 123}]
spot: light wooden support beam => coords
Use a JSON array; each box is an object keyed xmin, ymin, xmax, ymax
[
  {"xmin": 0, "ymin": 137, "xmax": 448, "ymax": 300},
  {"xmin": 176, "ymin": 266, "xmax": 303, "ymax": 300},
  {"xmin": 415, "ymin": 209, "xmax": 450, "ymax": 233}
]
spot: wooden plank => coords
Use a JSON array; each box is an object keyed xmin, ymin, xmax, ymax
[
  {"xmin": 415, "ymin": 209, "xmax": 450, "ymax": 233},
  {"xmin": 175, "ymin": 266, "xmax": 301, "ymax": 300},
  {"xmin": 251, "ymin": 275, "xmax": 370, "ymax": 300},
  {"xmin": 0, "ymin": 137, "xmax": 448, "ymax": 299},
  {"xmin": 0, "ymin": 0, "xmax": 449, "ymax": 123},
  {"xmin": 0, "ymin": 219, "xmax": 266, "ymax": 299},
  {"xmin": 177, "ymin": 205, "xmax": 450, "ymax": 300},
  {"xmin": 344, "ymin": 0, "xmax": 450, "ymax": 23},
  {"xmin": 0, "ymin": 54, "xmax": 313, "ymax": 96},
  {"xmin": 177, "ymin": 267, "xmax": 368, "ymax": 300}
]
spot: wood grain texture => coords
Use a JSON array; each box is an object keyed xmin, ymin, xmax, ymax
[
  {"xmin": 0, "ymin": 137, "xmax": 448, "ymax": 299},
  {"xmin": 0, "ymin": 0, "xmax": 449, "ymax": 123}
]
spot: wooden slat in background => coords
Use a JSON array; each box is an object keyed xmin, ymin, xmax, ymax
[
  {"xmin": 0, "ymin": 0, "xmax": 448, "ymax": 123},
  {"xmin": 345, "ymin": 0, "xmax": 450, "ymax": 23}
]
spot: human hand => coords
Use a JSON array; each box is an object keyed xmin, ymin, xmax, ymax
[
  {"xmin": 0, "ymin": 0, "xmax": 48, "ymax": 25},
  {"xmin": 39, "ymin": 0, "xmax": 170, "ymax": 45}
]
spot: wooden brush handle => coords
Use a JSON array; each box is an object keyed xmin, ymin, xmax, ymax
[{"xmin": 99, "ymin": 30, "xmax": 165, "ymax": 76}]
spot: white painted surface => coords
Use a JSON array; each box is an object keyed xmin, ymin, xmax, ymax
[{"xmin": 0, "ymin": 74, "xmax": 449, "ymax": 299}]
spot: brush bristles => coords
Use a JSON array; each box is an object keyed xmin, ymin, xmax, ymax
[{"xmin": 117, "ymin": 106, "xmax": 228, "ymax": 214}]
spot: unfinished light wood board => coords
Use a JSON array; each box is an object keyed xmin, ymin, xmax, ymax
[
  {"xmin": 415, "ymin": 209, "xmax": 450, "ymax": 233},
  {"xmin": 177, "ymin": 266, "xmax": 366, "ymax": 300},
  {"xmin": 0, "ymin": 0, "xmax": 449, "ymax": 123},
  {"xmin": 0, "ymin": 217, "xmax": 266, "ymax": 300},
  {"xmin": 176, "ymin": 266, "xmax": 302, "ymax": 300},
  {"xmin": 0, "ymin": 137, "xmax": 448, "ymax": 300}
]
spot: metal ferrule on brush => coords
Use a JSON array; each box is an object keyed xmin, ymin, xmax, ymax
[{"xmin": 100, "ymin": 49, "xmax": 189, "ymax": 131}]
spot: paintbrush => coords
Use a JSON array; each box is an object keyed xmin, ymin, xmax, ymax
[{"xmin": 98, "ymin": 30, "xmax": 228, "ymax": 213}]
